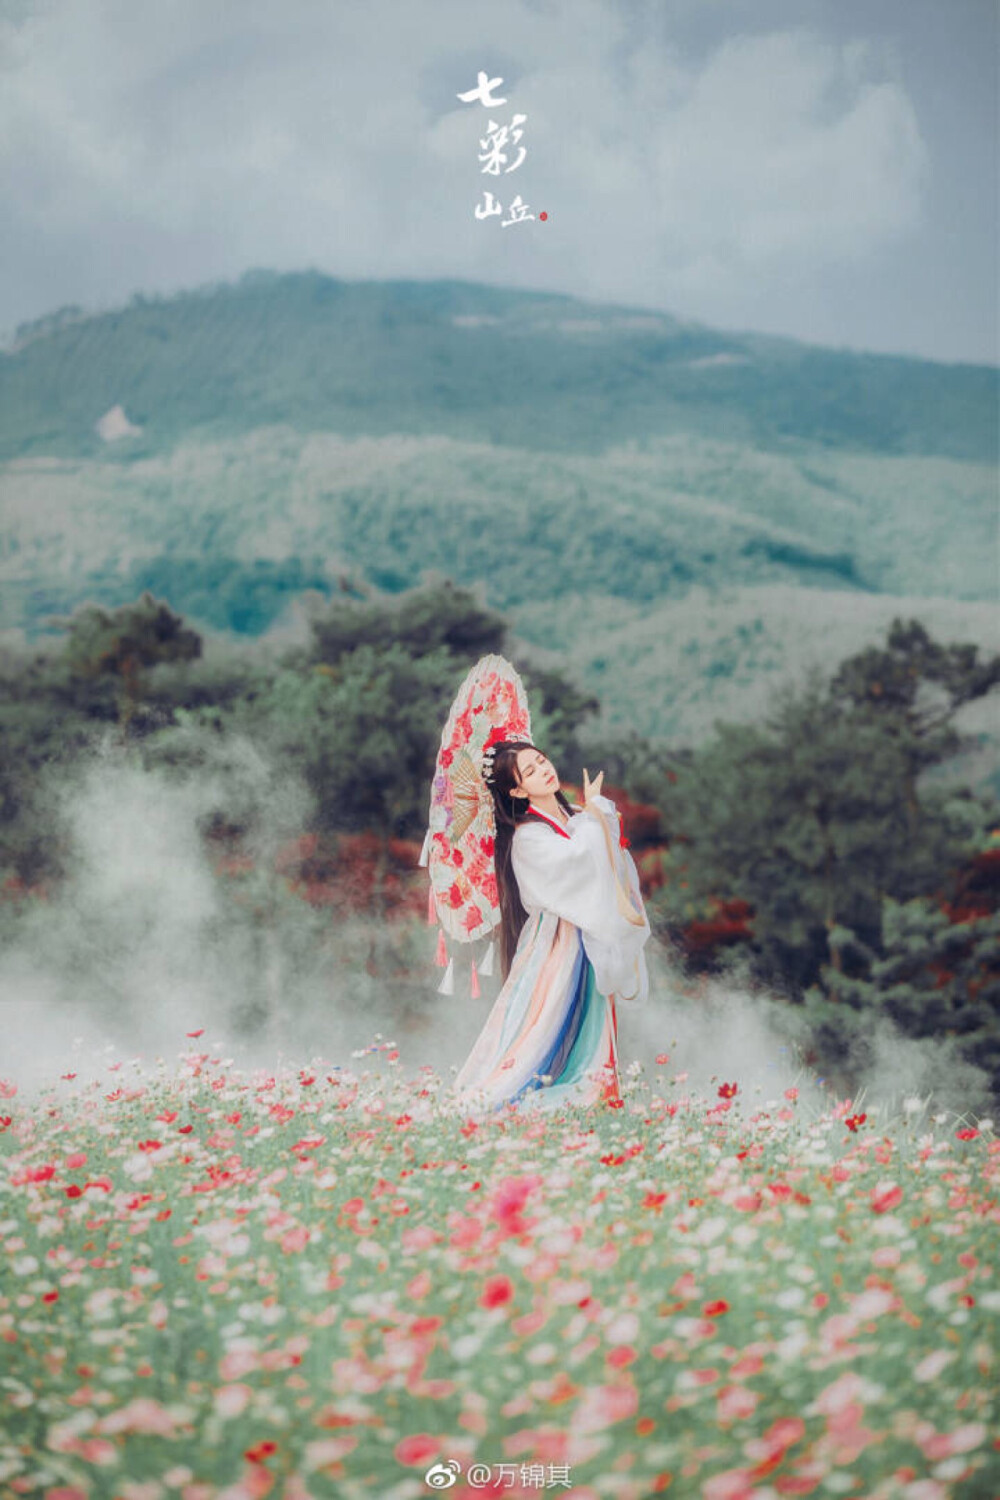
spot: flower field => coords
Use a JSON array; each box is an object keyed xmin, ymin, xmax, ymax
[{"xmin": 1, "ymin": 1041, "xmax": 997, "ymax": 1500}]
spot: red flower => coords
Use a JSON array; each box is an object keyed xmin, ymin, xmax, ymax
[
  {"xmin": 845, "ymin": 1113, "xmax": 867, "ymax": 1132},
  {"xmin": 446, "ymin": 882, "xmax": 464, "ymax": 909},
  {"xmin": 481, "ymin": 1275, "xmax": 514, "ymax": 1308},
  {"xmin": 703, "ymin": 1299, "xmax": 730, "ymax": 1317},
  {"xmin": 440, "ymin": 748, "xmax": 454, "ymax": 768},
  {"xmin": 718, "ymin": 1082, "xmax": 738, "ymax": 1099},
  {"xmin": 244, "ymin": 1440, "xmax": 278, "ymax": 1463},
  {"xmin": 480, "ymin": 835, "xmax": 495, "ymax": 856},
  {"xmin": 956, "ymin": 1128, "xmax": 979, "ymax": 1141}
]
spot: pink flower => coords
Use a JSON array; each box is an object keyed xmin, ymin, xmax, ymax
[
  {"xmin": 490, "ymin": 1175, "xmax": 542, "ymax": 1232},
  {"xmin": 703, "ymin": 1468, "xmax": 756, "ymax": 1500},
  {"xmin": 304, "ymin": 1436, "xmax": 359, "ymax": 1467},
  {"xmin": 214, "ymin": 1384, "xmax": 253, "ymax": 1418},
  {"xmin": 569, "ymin": 1383, "xmax": 639, "ymax": 1433},
  {"xmin": 813, "ymin": 1372, "xmax": 866, "ymax": 1415},
  {"xmin": 870, "ymin": 1182, "xmax": 903, "ymax": 1214},
  {"xmin": 395, "ymin": 1433, "xmax": 440, "ymax": 1467},
  {"xmin": 917, "ymin": 1421, "xmax": 987, "ymax": 1461},
  {"xmin": 449, "ymin": 1217, "xmax": 482, "ymax": 1249},
  {"xmin": 95, "ymin": 1398, "xmax": 182, "ymax": 1437},
  {"xmin": 717, "ymin": 1385, "xmax": 759, "ymax": 1422}
]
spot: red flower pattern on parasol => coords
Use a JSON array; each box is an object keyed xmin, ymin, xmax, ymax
[{"xmin": 422, "ymin": 655, "xmax": 533, "ymax": 945}]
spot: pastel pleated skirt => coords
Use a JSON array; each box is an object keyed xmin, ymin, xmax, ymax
[{"xmin": 450, "ymin": 909, "xmax": 621, "ymax": 1116}]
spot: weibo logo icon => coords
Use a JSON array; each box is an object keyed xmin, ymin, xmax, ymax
[{"xmin": 424, "ymin": 1460, "xmax": 462, "ymax": 1489}]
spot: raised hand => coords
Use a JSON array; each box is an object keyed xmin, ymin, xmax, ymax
[{"xmin": 582, "ymin": 768, "xmax": 605, "ymax": 807}]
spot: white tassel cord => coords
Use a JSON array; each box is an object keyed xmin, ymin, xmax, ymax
[
  {"xmin": 418, "ymin": 829, "xmax": 432, "ymax": 868},
  {"xmin": 437, "ymin": 957, "xmax": 455, "ymax": 995},
  {"xmin": 479, "ymin": 940, "xmax": 495, "ymax": 977}
]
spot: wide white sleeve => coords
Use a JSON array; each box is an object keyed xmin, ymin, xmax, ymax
[{"xmin": 511, "ymin": 796, "xmax": 651, "ymax": 1004}]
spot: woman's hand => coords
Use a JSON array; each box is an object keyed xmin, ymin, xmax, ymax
[{"xmin": 582, "ymin": 768, "xmax": 605, "ymax": 808}]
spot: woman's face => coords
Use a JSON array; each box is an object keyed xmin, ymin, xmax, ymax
[{"xmin": 513, "ymin": 746, "xmax": 560, "ymax": 802}]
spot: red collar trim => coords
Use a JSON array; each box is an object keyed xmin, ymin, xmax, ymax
[{"xmin": 525, "ymin": 807, "xmax": 571, "ymax": 839}]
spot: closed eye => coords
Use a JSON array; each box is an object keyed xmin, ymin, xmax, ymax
[{"xmin": 515, "ymin": 750, "xmax": 548, "ymax": 786}]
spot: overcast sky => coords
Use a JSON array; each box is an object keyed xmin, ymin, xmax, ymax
[{"xmin": 1, "ymin": 0, "xmax": 996, "ymax": 363}]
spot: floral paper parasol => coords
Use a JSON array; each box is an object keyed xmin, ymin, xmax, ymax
[{"xmin": 423, "ymin": 654, "xmax": 532, "ymax": 944}]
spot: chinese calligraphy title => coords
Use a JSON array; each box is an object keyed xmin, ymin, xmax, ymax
[{"xmin": 457, "ymin": 70, "xmax": 541, "ymax": 228}]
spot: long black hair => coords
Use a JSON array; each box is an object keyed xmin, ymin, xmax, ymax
[{"xmin": 487, "ymin": 740, "xmax": 575, "ymax": 981}]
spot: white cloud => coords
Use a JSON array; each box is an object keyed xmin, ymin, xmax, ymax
[
  {"xmin": 650, "ymin": 32, "xmax": 926, "ymax": 269},
  {"xmin": 0, "ymin": 0, "xmax": 930, "ymax": 343}
]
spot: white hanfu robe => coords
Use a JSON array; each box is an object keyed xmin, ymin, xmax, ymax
[{"xmin": 451, "ymin": 793, "xmax": 651, "ymax": 1115}]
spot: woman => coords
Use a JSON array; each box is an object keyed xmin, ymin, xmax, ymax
[{"xmin": 451, "ymin": 740, "xmax": 651, "ymax": 1115}]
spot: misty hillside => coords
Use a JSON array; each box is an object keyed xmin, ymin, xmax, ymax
[
  {"xmin": 1, "ymin": 269, "xmax": 997, "ymax": 464},
  {"xmin": 0, "ymin": 271, "xmax": 996, "ymax": 747}
]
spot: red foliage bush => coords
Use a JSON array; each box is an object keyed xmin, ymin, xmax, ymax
[{"xmin": 682, "ymin": 898, "xmax": 754, "ymax": 958}]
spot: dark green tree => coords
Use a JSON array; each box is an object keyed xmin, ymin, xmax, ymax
[
  {"xmin": 304, "ymin": 578, "xmax": 507, "ymax": 665},
  {"xmin": 52, "ymin": 591, "xmax": 203, "ymax": 732},
  {"xmin": 829, "ymin": 617, "xmax": 1000, "ymax": 829},
  {"xmin": 651, "ymin": 621, "xmax": 1000, "ymax": 992},
  {"xmin": 803, "ymin": 830, "xmax": 1000, "ymax": 1102}
]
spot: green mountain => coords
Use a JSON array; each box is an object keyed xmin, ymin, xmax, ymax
[
  {"xmin": 2, "ymin": 269, "xmax": 996, "ymax": 463},
  {"xmin": 1, "ymin": 271, "xmax": 996, "ymax": 749}
]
